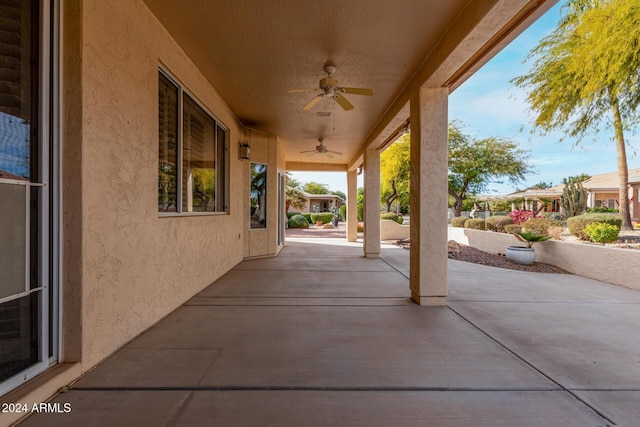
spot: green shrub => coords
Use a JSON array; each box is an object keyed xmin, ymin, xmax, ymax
[
  {"xmin": 450, "ymin": 216, "xmax": 468, "ymax": 228},
  {"xmin": 357, "ymin": 204, "xmax": 364, "ymax": 221},
  {"xmin": 567, "ymin": 213, "xmax": 622, "ymax": 240},
  {"xmin": 310, "ymin": 213, "xmax": 334, "ymax": 224},
  {"xmin": 464, "ymin": 218, "xmax": 485, "ymax": 230},
  {"xmin": 522, "ymin": 217, "xmax": 562, "ymax": 236},
  {"xmin": 339, "ymin": 204, "xmax": 346, "ymax": 221},
  {"xmin": 485, "ymin": 216, "xmax": 515, "ymax": 232},
  {"xmin": 289, "ymin": 212, "xmax": 313, "ymax": 222},
  {"xmin": 583, "ymin": 222, "xmax": 620, "ymax": 245},
  {"xmin": 504, "ymin": 224, "xmax": 522, "ymax": 235},
  {"xmin": 381, "ymin": 212, "xmax": 403, "ymax": 224},
  {"xmin": 288, "ymin": 214, "xmax": 309, "ymax": 229},
  {"xmin": 586, "ymin": 207, "xmax": 619, "ymax": 213}
]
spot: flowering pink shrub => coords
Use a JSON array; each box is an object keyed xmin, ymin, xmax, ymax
[{"xmin": 508, "ymin": 210, "xmax": 544, "ymax": 225}]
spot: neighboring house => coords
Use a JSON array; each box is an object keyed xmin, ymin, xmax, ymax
[
  {"xmin": 479, "ymin": 167, "xmax": 640, "ymax": 220},
  {"xmin": 290, "ymin": 192, "xmax": 344, "ymax": 213},
  {"xmin": 583, "ymin": 168, "xmax": 640, "ymax": 217}
]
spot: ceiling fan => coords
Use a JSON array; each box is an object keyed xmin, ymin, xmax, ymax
[
  {"xmin": 300, "ymin": 138, "xmax": 343, "ymax": 158},
  {"xmin": 288, "ymin": 64, "xmax": 373, "ymax": 111}
]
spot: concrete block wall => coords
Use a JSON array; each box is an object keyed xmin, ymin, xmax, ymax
[{"xmin": 448, "ymin": 227, "xmax": 640, "ymax": 291}]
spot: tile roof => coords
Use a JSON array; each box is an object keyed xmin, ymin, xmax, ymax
[{"xmin": 583, "ymin": 167, "xmax": 640, "ymax": 189}]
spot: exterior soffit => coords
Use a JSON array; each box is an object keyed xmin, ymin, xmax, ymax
[{"xmin": 141, "ymin": 0, "xmax": 557, "ymax": 169}]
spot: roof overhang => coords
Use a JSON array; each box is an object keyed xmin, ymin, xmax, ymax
[{"xmin": 142, "ymin": 0, "xmax": 558, "ymax": 170}]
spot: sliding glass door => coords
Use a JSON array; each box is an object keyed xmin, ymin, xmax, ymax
[{"xmin": 0, "ymin": 0, "xmax": 56, "ymax": 395}]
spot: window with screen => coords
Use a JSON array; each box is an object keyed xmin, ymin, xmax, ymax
[{"xmin": 158, "ymin": 70, "xmax": 228, "ymax": 214}]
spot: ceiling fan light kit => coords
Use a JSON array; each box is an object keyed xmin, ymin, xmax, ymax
[
  {"xmin": 288, "ymin": 64, "xmax": 373, "ymax": 112},
  {"xmin": 288, "ymin": 64, "xmax": 371, "ymax": 158},
  {"xmin": 299, "ymin": 138, "xmax": 343, "ymax": 158}
]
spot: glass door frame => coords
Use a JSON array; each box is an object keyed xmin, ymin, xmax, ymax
[
  {"xmin": 277, "ymin": 171, "xmax": 285, "ymax": 246},
  {"xmin": 0, "ymin": 0, "xmax": 60, "ymax": 396}
]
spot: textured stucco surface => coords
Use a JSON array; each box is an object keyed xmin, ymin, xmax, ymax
[
  {"xmin": 363, "ymin": 150, "xmax": 380, "ymax": 258},
  {"xmin": 448, "ymin": 227, "xmax": 640, "ymax": 291},
  {"xmin": 75, "ymin": 0, "xmax": 246, "ymax": 369},
  {"xmin": 245, "ymin": 129, "xmax": 279, "ymax": 258},
  {"xmin": 380, "ymin": 219, "xmax": 410, "ymax": 241},
  {"xmin": 347, "ymin": 170, "xmax": 358, "ymax": 242},
  {"xmin": 409, "ymin": 87, "xmax": 448, "ymax": 305}
]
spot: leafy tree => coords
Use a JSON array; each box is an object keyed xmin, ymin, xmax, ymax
[
  {"xmin": 567, "ymin": 173, "xmax": 590, "ymax": 183},
  {"xmin": 285, "ymin": 186, "xmax": 306, "ymax": 212},
  {"xmin": 192, "ymin": 169, "xmax": 216, "ymax": 211},
  {"xmin": 302, "ymin": 181, "xmax": 330, "ymax": 194},
  {"xmin": 489, "ymin": 200, "xmax": 512, "ymax": 212},
  {"xmin": 285, "ymin": 173, "xmax": 306, "ymax": 212},
  {"xmin": 331, "ymin": 190, "xmax": 346, "ymax": 201},
  {"xmin": 158, "ymin": 162, "xmax": 177, "ymax": 212},
  {"xmin": 380, "ymin": 133, "xmax": 410, "ymax": 212},
  {"xmin": 287, "ymin": 176, "xmax": 302, "ymax": 189},
  {"xmin": 512, "ymin": 0, "xmax": 640, "ymax": 230},
  {"xmin": 448, "ymin": 121, "xmax": 532, "ymax": 217},
  {"xmin": 250, "ymin": 164, "xmax": 267, "ymax": 226},
  {"xmin": 530, "ymin": 181, "xmax": 553, "ymax": 189},
  {"xmin": 356, "ymin": 187, "xmax": 364, "ymax": 221}
]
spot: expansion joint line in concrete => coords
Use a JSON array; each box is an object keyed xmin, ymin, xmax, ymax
[
  {"xmin": 70, "ymin": 386, "xmax": 562, "ymax": 392},
  {"xmin": 233, "ymin": 268, "xmax": 393, "ymax": 273},
  {"xmin": 446, "ymin": 305, "xmax": 617, "ymax": 426},
  {"xmin": 449, "ymin": 299, "xmax": 640, "ymax": 305},
  {"xmin": 378, "ymin": 257, "xmax": 409, "ymax": 280}
]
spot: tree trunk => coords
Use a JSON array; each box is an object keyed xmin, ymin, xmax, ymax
[
  {"xmin": 610, "ymin": 90, "xmax": 633, "ymax": 230},
  {"xmin": 449, "ymin": 193, "xmax": 463, "ymax": 217},
  {"xmin": 385, "ymin": 180, "xmax": 398, "ymax": 212}
]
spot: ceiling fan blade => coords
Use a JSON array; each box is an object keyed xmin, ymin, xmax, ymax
[
  {"xmin": 327, "ymin": 150, "xmax": 343, "ymax": 156},
  {"xmin": 326, "ymin": 152, "xmax": 334, "ymax": 159},
  {"xmin": 341, "ymin": 87, "xmax": 374, "ymax": 96},
  {"xmin": 287, "ymin": 88, "xmax": 317, "ymax": 93},
  {"xmin": 306, "ymin": 152, "xmax": 317, "ymax": 157},
  {"xmin": 299, "ymin": 149, "xmax": 316, "ymax": 153},
  {"xmin": 303, "ymin": 94, "xmax": 324, "ymax": 110},
  {"xmin": 333, "ymin": 93, "xmax": 354, "ymax": 111}
]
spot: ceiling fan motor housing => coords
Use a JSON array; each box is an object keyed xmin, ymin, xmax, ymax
[{"xmin": 319, "ymin": 77, "xmax": 339, "ymax": 92}]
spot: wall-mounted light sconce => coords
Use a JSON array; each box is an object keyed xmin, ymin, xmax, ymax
[
  {"xmin": 239, "ymin": 127, "xmax": 251, "ymax": 160},
  {"xmin": 239, "ymin": 141, "xmax": 250, "ymax": 160}
]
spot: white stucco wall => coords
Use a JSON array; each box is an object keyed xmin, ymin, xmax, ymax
[
  {"xmin": 244, "ymin": 130, "xmax": 280, "ymax": 258},
  {"xmin": 380, "ymin": 220, "xmax": 410, "ymax": 241},
  {"xmin": 74, "ymin": 0, "xmax": 247, "ymax": 368},
  {"xmin": 448, "ymin": 227, "xmax": 640, "ymax": 291}
]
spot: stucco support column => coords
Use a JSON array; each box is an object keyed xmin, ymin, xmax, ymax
[
  {"xmin": 588, "ymin": 192, "xmax": 595, "ymax": 208},
  {"xmin": 347, "ymin": 170, "xmax": 358, "ymax": 242},
  {"xmin": 631, "ymin": 187, "xmax": 639, "ymax": 220},
  {"xmin": 409, "ymin": 86, "xmax": 448, "ymax": 306},
  {"xmin": 363, "ymin": 149, "xmax": 380, "ymax": 258}
]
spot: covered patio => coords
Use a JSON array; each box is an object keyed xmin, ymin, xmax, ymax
[{"xmin": 18, "ymin": 239, "xmax": 640, "ymax": 426}]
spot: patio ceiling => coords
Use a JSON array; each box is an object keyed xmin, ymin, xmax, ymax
[{"xmin": 142, "ymin": 0, "xmax": 556, "ymax": 170}]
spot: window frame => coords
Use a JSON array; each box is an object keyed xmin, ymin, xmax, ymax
[
  {"xmin": 158, "ymin": 68, "xmax": 229, "ymax": 216},
  {"xmin": 249, "ymin": 162, "xmax": 268, "ymax": 229}
]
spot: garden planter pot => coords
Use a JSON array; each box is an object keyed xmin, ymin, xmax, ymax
[{"xmin": 506, "ymin": 246, "xmax": 536, "ymax": 265}]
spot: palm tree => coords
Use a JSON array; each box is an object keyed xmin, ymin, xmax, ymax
[{"xmin": 285, "ymin": 174, "xmax": 306, "ymax": 212}]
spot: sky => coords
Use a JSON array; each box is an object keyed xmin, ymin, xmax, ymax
[{"xmin": 291, "ymin": 0, "xmax": 640, "ymax": 196}]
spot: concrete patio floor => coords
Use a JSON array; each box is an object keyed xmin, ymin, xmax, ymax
[{"xmin": 19, "ymin": 238, "xmax": 640, "ymax": 426}]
